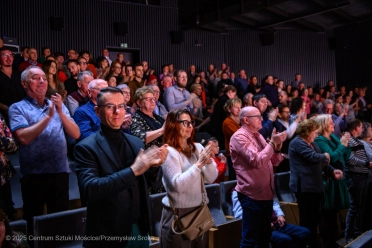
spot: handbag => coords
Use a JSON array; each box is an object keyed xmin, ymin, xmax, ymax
[{"xmin": 168, "ymin": 175, "xmax": 215, "ymax": 240}]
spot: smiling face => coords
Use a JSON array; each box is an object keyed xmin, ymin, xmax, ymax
[
  {"xmin": 23, "ymin": 68, "xmax": 48, "ymax": 99},
  {"xmin": 138, "ymin": 92, "xmax": 156, "ymax": 114},
  {"xmin": 48, "ymin": 61, "xmax": 57, "ymax": 75},
  {"xmin": 229, "ymin": 103, "xmax": 242, "ymax": 117},
  {"xmin": 178, "ymin": 113, "xmax": 194, "ymax": 141},
  {"xmin": 254, "ymin": 97, "xmax": 268, "ymax": 114}
]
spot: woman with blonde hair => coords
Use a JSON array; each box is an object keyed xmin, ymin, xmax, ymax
[
  {"xmin": 314, "ymin": 114, "xmax": 350, "ymax": 247},
  {"xmin": 289, "ymin": 119, "xmax": 343, "ymax": 247},
  {"xmin": 222, "ymin": 98, "xmax": 242, "ymax": 180}
]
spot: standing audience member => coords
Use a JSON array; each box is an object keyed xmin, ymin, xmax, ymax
[
  {"xmin": 222, "ymin": 98, "xmax": 242, "ymax": 180},
  {"xmin": 274, "ymin": 104, "xmax": 300, "ymax": 172},
  {"xmin": 344, "ymin": 118, "xmax": 371, "ymax": 245},
  {"xmin": 160, "ymin": 109, "xmax": 217, "ymax": 248},
  {"xmin": 74, "ymin": 87, "xmax": 168, "ymax": 248},
  {"xmin": 9, "ymin": 66, "xmax": 80, "ymax": 236},
  {"xmin": 314, "ymin": 114, "xmax": 351, "ymax": 247},
  {"xmin": 128, "ymin": 63, "xmax": 145, "ymax": 106},
  {"xmin": 289, "ymin": 119, "xmax": 343, "ymax": 247},
  {"xmin": 359, "ymin": 122, "xmax": 372, "ymax": 230},
  {"xmin": 259, "ymin": 75, "xmax": 278, "ymax": 107},
  {"xmin": 230, "ymin": 106, "xmax": 285, "ymax": 247},
  {"xmin": 243, "ymin": 93, "xmax": 253, "ymax": 107},
  {"xmin": 0, "ymin": 114, "xmax": 18, "ymax": 220},
  {"xmin": 0, "ymin": 46, "xmax": 26, "ymax": 125},
  {"xmin": 252, "ymin": 94, "xmax": 277, "ymax": 140},
  {"xmin": 163, "ymin": 70, "xmax": 195, "ymax": 112}
]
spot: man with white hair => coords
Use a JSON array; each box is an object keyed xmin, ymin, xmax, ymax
[
  {"xmin": 66, "ymin": 71, "xmax": 94, "ymax": 117},
  {"xmin": 230, "ymin": 106, "xmax": 286, "ymax": 247},
  {"xmin": 73, "ymin": 79, "xmax": 108, "ymax": 141},
  {"xmin": 9, "ymin": 66, "xmax": 80, "ymax": 236}
]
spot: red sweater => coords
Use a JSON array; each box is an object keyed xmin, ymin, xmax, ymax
[{"xmin": 212, "ymin": 157, "xmax": 227, "ymax": 183}]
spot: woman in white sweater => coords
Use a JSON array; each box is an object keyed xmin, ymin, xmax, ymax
[{"xmin": 160, "ymin": 109, "xmax": 218, "ymax": 248}]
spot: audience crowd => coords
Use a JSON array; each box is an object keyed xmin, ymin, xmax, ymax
[{"xmin": 1, "ymin": 42, "xmax": 372, "ymax": 248}]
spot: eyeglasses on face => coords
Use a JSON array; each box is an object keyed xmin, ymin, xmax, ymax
[
  {"xmin": 142, "ymin": 97, "xmax": 156, "ymax": 103},
  {"xmin": 1, "ymin": 53, "xmax": 14, "ymax": 58},
  {"xmin": 122, "ymin": 90, "xmax": 130, "ymax": 95},
  {"xmin": 245, "ymin": 115, "xmax": 263, "ymax": 119},
  {"xmin": 79, "ymin": 62, "xmax": 87, "ymax": 65},
  {"xmin": 98, "ymin": 103, "xmax": 126, "ymax": 112},
  {"xmin": 177, "ymin": 120, "xmax": 195, "ymax": 127}
]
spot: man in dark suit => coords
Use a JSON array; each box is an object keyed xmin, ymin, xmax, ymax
[{"xmin": 74, "ymin": 87, "xmax": 168, "ymax": 248}]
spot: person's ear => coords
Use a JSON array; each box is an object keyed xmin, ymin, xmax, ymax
[{"xmin": 94, "ymin": 106, "xmax": 100, "ymax": 116}]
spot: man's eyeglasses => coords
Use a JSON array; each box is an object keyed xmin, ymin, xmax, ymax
[
  {"xmin": 122, "ymin": 91, "xmax": 130, "ymax": 95},
  {"xmin": 142, "ymin": 97, "xmax": 156, "ymax": 103},
  {"xmin": 177, "ymin": 120, "xmax": 195, "ymax": 127},
  {"xmin": 245, "ymin": 115, "xmax": 263, "ymax": 120},
  {"xmin": 98, "ymin": 103, "xmax": 126, "ymax": 112},
  {"xmin": 79, "ymin": 62, "xmax": 87, "ymax": 65},
  {"xmin": 1, "ymin": 53, "xmax": 14, "ymax": 58}
]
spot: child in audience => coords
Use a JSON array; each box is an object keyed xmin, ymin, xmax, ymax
[{"xmin": 203, "ymin": 137, "xmax": 227, "ymax": 183}]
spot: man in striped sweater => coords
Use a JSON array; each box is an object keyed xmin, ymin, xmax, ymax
[{"xmin": 344, "ymin": 118, "xmax": 372, "ymax": 244}]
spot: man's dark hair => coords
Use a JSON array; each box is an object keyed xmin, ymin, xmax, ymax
[
  {"xmin": 0, "ymin": 46, "xmax": 13, "ymax": 53},
  {"xmin": 41, "ymin": 46, "xmax": 50, "ymax": 54},
  {"xmin": 347, "ymin": 118, "xmax": 362, "ymax": 133},
  {"xmin": 290, "ymin": 97, "xmax": 304, "ymax": 114},
  {"xmin": 96, "ymin": 87, "xmax": 123, "ymax": 106},
  {"xmin": 20, "ymin": 46, "xmax": 29, "ymax": 52},
  {"xmin": 54, "ymin": 52, "xmax": 64, "ymax": 58},
  {"xmin": 66, "ymin": 59, "xmax": 79, "ymax": 66},
  {"xmin": 79, "ymin": 50, "xmax": 90, "ymax": 57},
  {"xmin": 252, "ymin": 94, "xmax": 267, "ymax": 106},
  {"xmin": 277, "ymin": 103, "xmax": 289, "ymax": 114},
  {"xmin": 133, "ymin": 63, "xmax": 143, "ymax": 70}
]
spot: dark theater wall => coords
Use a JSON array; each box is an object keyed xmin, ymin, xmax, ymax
[
  {"xmin": 1, "ymin": 0, "xmax": 336, "ymax": 87},
  {"xmin": 333, "ymin": 20, "xmax": 372, "ymax": 93}
]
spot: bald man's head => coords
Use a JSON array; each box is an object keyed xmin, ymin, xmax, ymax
[{"xmin": 240, "ymin": 106, "xmax": 262, "ymax": 132}]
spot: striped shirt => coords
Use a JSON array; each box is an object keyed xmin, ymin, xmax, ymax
[{"xmin": 346, "ymin": 136, "xmax": 369, "ymax": 174}]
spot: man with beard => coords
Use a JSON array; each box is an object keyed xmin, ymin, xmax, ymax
[{"xmin": 64, "ymin": 59, "xmax": 81, "ymax": 95}]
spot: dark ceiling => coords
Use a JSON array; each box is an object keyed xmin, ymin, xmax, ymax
[{"xmin": 178, "ymin": 0, "xmax": 372, "ymax": 33}]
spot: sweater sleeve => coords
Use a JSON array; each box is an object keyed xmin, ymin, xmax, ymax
[{"xmin": 161, "ymin": 147, "xmax": 201, "ymax": 193}]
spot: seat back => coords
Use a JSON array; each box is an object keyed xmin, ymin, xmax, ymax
[
  {"xmin": 274, "ymin": 171, "xmax": 296, "ymax": 202},
  {"xmin": 149, "ymin": 192, "xmax": 167, "ymax": 237},
  {"xmin": 205, "ymin": 184, "xmax": 226, "ymax": 226},
  {"xmin": 9, "ymin": 219, "xmax": 27, "ymax": 236},
  {"xmin": 33, "ymin": 207, "xmax": 87, "ymax": 248},
  {"xmin": 219, "ymin": 180, "xmax": 237, "ymax": 216}
]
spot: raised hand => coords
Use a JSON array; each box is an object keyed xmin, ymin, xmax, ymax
[
  {"xmin": 333, "ymin": 169, "xmax": 343, "ymax": 180},
  {"xmin": 50, "ymin": 93, "xmax": 63, "ymax": 113}
]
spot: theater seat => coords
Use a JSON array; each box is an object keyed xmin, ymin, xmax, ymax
[
  {"xmin": 9, "ymin": 219, "xmax": 27, "ymax": 236},
  {"xmin": 220, "ymin": 180, "xmax": 237, "ymax": 216},
  {"xmin": 205, "ymin": 183, "xmax": 241, "ymax": 248},
  {"xmin": 148, "ymin": 192, "xmax": 167, "ymax": 238},
  {"xmin": 274, "ymin": 171, "xmax": 296, "ymax": 202},
  {"xmin": 33, "ymin": 207, "xmax": 86, "ymax": 248}
]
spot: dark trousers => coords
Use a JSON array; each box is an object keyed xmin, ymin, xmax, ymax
[
  {"xmin": 238, "ymin": 192, "xmax": 273, "ymax": 248},
  {"xmin": 345, "ymin": 173, "xmax": 369, "ymax": 240},
  {"xmin": 363, "ymin": 181, "xmax": 372, "ymax": 230},
  {"xmin": 295, "ymin": 192, "xmax": 323, "ymax": 248},
  {"xmin": 0, "ymin": 180, "xmax": 15, "ymax": 220},
  {"xmin": 271, "ymin": 223, "xmax": 310, "ymax": 248},
  {"xmin": 21, "ymin": 173, "xmax": 69, "ymax": 236},
  {"xmin": 319, "ymin": 208, "xmax": 338, "ymax": 247},
  {"xmin": 227, "ymin": 156, "xmax": 236, "ymax": 180}
]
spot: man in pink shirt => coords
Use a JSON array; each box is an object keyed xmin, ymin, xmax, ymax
[{"xmin": 230, "ymin": 106, "xmax": 286, "ymax": 247}]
